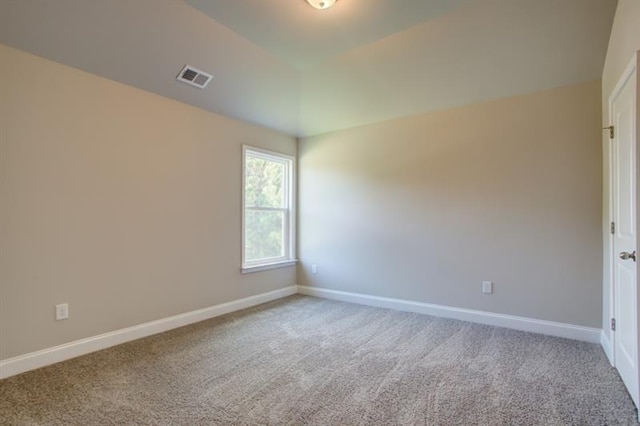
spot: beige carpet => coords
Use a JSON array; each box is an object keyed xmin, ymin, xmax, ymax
[{"xmin": 1, "ymin": 295, "xmax": 638, "ymax": 425}]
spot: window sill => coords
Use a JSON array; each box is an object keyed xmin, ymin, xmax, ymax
[{"xmin": 241, "ymin": 260, "xmax": 298, "ymax": 274}]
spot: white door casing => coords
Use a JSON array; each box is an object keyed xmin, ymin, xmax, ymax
[{"xmin": 610, "ymin": 52, "xmax": 639, "ymax": 410}]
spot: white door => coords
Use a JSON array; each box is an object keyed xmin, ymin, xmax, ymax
[{"xmin": 611, "ymin": 55, "xmax": 638, "ymax": 409}]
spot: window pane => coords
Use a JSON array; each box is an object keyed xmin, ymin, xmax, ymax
[
  {"xmin": 245, "ymin": 209, "xmax": 285, "ymax": 262},
  {"xmin": 245, "ymin": 155, "xmax": 285, "ymax": 208}
]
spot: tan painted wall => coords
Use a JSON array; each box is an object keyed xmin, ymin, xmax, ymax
[
  {"xmin": 0, "ymin": 44, "xmax": 297, "ymax": 360},
  {"xmin": 298, "ymin": 80, "xmax": 602, "ymax": 327},
  {"xmin": 601, "ymin": 0, "xmax": 640, "ymax": 346}
]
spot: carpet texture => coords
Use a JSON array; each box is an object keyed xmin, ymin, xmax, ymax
[{"xmin": 1, "ymin": 295, "xmax": 638, "ymax": 425}]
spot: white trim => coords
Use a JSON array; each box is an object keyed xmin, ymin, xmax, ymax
[
  {"xmin": 608, "ymin": 52, "xmax": 638, "ymax": 105},
  {"xmin": 605, "ymin": 50, "xmax": 639, "ymax": 378},
  {"xmin": 601, "ymin": 330, "xmax": 614, "ymax": 366},
  {"xmin": 241, "ymin": 259, "xmax": 298, "ymax": 274},
  {"xmin": 607, "ymin": 111, "xmax": 616, "ymax": 364},
  {"xmin": 297, "ymin": 286, "xmax": 601, "ymax": 343},
  {"xmin": 1, "ymin": 285, "xmax": 607, "ymax": 380},
  {"xmin": 241, "ymin": 145, "xmax": 296, "ymax": 270},
  {"xmin": 0, "ymin": 286, "xmax": 297, "ymax": 380}
]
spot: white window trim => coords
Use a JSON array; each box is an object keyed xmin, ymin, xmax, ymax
[
  {"xmin": 242, "ymin": 145, "xmax": 297, "ymax": 273},
  {"xmin": 241, "ymin": 260, "xmax": 298, "ymax": 274}
]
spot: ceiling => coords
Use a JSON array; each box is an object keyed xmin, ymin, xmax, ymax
[
  {"xmin": 0, "ymin": 0, "xmax": 617, "ymax": 137},
  {"xmin": 186, "ymin": 0, "xmax": 467, "ymax": 69}
]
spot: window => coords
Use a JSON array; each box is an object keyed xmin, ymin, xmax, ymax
[{"xmin": 242, "ymin": 146, "xmax": 296, "ymax": 272}]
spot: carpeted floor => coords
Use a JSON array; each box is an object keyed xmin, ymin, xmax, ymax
[{"xmin": 1, "ymin": 295, "xmax": 638, "ymax": 425}]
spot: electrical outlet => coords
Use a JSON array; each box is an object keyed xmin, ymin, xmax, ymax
[
  {"xmin": 482, "ymin": 281, "xmax": 493, "ymax": 294},
  {"xmin": 311, "ymin": 264, "xmax": 318, "ymax": 274},
  {"xmin": 56, "ymin": 303, "xmax": 69, "ymax": 320}
]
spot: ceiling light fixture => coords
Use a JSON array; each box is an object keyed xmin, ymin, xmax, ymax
[{"xmin": 305, "ymin": 0, "xmax": 337, "ymax": 10}]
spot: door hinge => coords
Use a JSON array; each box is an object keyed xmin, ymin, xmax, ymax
[
  {"xmin": 611, "ymin": 318, "xmax": 616, "ymax": 331},
  {"xmin": 604, "ymin": 125, "xmax": 614, "ymax": 139},
  {"xmin": 611, "ymin": 222, "xmax": 615, "ymax": 235}
]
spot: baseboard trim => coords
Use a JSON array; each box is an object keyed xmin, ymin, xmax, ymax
[
  {"xmin": 0, "ymin": 286, "xmax": 297, "ymax": 380},
  {"xmin": 297, "ymin": 286, "xmax": 601, "ymax": 344},
  {"xmin": 601, "ymin": 330, "xmax": 614, "ymax": 365},
  {"xmin": 1, "ymin": 285, "xmax": 604, "ymax": 380}
]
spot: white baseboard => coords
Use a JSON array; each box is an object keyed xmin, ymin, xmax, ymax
[
  {"xmin": 1, "ymin": 284, "xmax": 605, "ymax": 380},
  {"xmin": 601, "ymin": 330, "xmax": 614, "ymax": 365},
  {"xmin": 0, "ymin": 286, "xmax": 297, "ymax": 380},
  {"xmin": 297, "ymin": 286, "xmax": 601, "ymax": 344}
]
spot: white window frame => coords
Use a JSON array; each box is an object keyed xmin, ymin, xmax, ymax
[{"xmin": 242, "ymin": 145, "xmax": 296, "ymax": 273}]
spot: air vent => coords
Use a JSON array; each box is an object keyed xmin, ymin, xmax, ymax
[{"xmin": 177, "ymin": 65, "xmax": 213, "ymax": 89}]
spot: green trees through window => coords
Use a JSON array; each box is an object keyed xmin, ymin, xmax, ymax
[{"xmin": 243, "ymin": 147, "xmax": 294, "ymax": 268}]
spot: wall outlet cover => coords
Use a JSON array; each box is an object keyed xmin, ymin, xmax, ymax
[{"xmin": 56, "ymin": 303, "xmax": 69, "ymax": 320}]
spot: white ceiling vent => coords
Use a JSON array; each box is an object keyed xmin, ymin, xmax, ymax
[{"xmin": 177, "ymin": 65, "xmax": 213, "ymax": 89}]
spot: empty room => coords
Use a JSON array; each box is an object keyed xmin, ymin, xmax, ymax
[{"xmin": 1, "ymin": 0, "xmax": 640, "ymax": 424}]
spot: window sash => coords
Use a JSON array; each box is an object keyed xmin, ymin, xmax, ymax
[
  {"xmin": 245, "ymin": 152, "xmax": 288, "ymax": 209},
  {"xmin": 244, "ymin": 207, "xmax": 290, "ymax": 264},
  {"xmin": 244, "ymin": 206, "xmax": 287, "ymax": 212}
]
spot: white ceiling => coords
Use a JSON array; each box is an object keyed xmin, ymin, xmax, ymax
[
  {"xmin": 0, "ymin": 0, "xmax": 616, "ymax": 137},
  {"xmin": 186, "ymin": 0, "xmax": 467, "ymax": 69}
]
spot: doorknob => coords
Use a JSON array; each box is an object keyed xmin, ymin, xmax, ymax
[{"xmin": 619, "ymin": 251, "xmax": 637, "ymax": 262}]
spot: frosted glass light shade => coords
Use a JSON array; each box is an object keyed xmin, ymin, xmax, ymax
[{"xmin": 305, "ymin": 0, "xmax": 337, "ymax": 10}]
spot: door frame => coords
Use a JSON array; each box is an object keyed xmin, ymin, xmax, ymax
[{"xmin": 606, "ymin": 50, "xmax": 639, "ymax": 409}]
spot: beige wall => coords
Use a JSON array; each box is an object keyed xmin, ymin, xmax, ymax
[
  {"xmin": 298, "ymin": 80, "xmax": 603, "ymax": 327},
  {"xmin": 0, "ymin": 44, "xmax": 297, "ymax": 360},
  {"xmin": 601, "ymin": 0, "xmax": 640, "ymax": 345}
]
